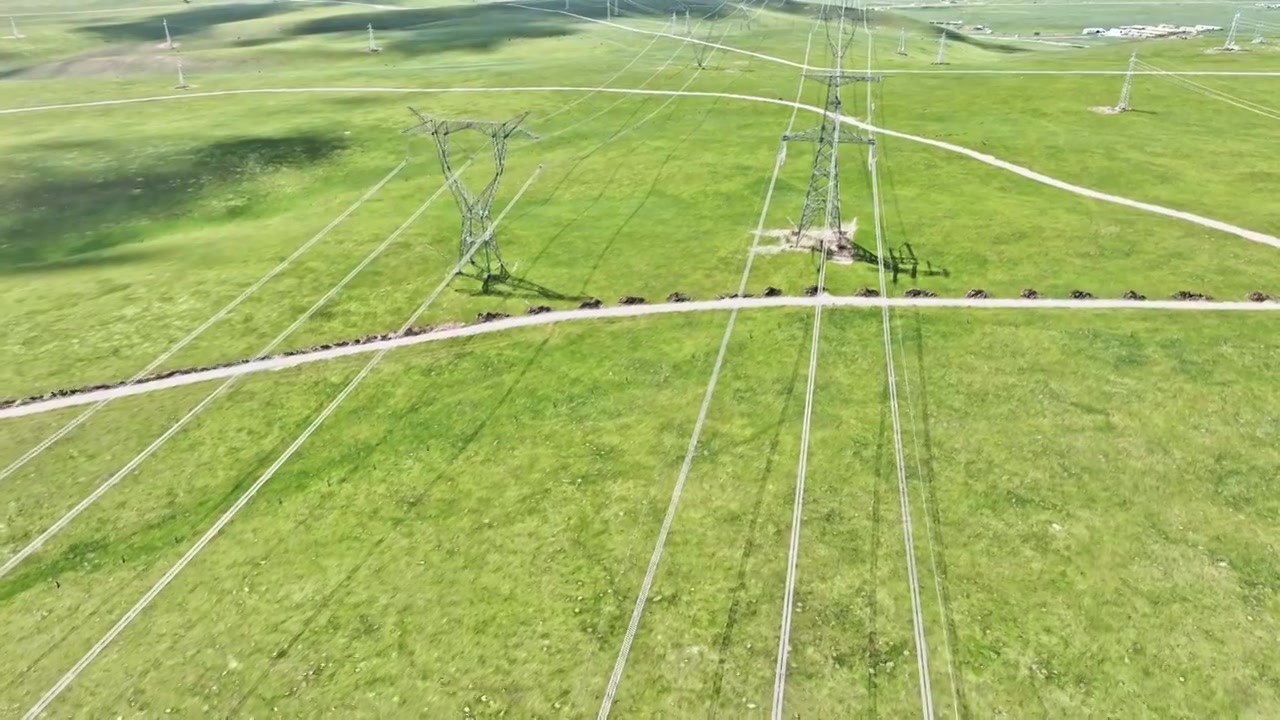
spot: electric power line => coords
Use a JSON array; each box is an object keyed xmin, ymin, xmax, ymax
[
  {"xmin": 0, "ymin": 160, "xmax": 478, "ymax": 581},
  {"xmin": 864, "ymin": 15, "xmax": 945, "ymax": 720},
  {"xmin": 0, "ymin": 159, "xmax": 412, "ymax": 487},
  {"xmin": 773, "ymin": 7, "xmax": 879, "ymax": 717},
  {"xmin": 1136, "ymin": 59, "xmax": 1280, "ymax": 120},
  {"xmin": 600, "ymin": 18, "xmax": 818, "ymax": 720},
  {"xmin": 21, "ymin": 167, "xmax": 546, "ymax": 720}
]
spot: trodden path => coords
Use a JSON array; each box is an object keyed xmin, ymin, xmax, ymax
[
  {"xmin": 3, "ymin": 294, "xmax": 1277, "ymax": 421},
  {"xmin": 3, "ymin": 85, "xmax": 1277, "ymax": 251}
]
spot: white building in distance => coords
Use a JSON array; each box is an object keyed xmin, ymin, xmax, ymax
[{"xmin": 1082, "ymin": 23, "xmax": 1222, "ymax": 38}]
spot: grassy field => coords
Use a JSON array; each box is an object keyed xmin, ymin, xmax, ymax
[
  {"xmin": 1, "ymin": 308, "xmax": 1278, "ymax": 717},
  {"xmin": 0, "ymin": 313, "xmax": 728, "ymax": 717},
  {"xmin": 1, "ymin": 5, "xmax": 1277, "ymax": 398},
  {"xmin": 1, "ymin": 0, "xmax": 1278, "ymax": 716}
]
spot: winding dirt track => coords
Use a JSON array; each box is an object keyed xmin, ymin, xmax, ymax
[
  {"xmin": 3, "ymin": 295, "xmax": 1276, "ymax": 421},
  {"xmin": 4, "ymin": 85, "xmax": 1277, "ymax": 251}
]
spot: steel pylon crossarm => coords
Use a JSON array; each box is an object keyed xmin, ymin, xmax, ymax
[
  {"xmin": 402, "ymin": 108, "xmax": 537, "ymax": 291},
  {"xmin": 783, "ymin": 71, "xmax": 878, "ymax": 258}
]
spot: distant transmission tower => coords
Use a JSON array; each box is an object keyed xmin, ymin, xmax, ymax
[
  {"xmin": 175, "ymin": 60, "xmax": 189, "ymax": 89},
  {"xmin": 8, "ymin": 17, "xmax": 23, "ymax": 39},
  {"xmin": 366, "ymin": 23, "xmax": 381, "ymax": 53},
  {"xmin": 782, "ymin": 10, "xmax": 881, "ymax": 266},
  {"xmin": 932, "ymin": 31, "xmax": 949, "ymax": 64},
  {"xmin": 1223, "ymin": 12, "xmax": 1241, "ymax": 50},
  {"xmin": 163, "ymin": 18, "xmax": 174, "ymax": 49},
  {"xmin": 692, "ymin": 23, "xmax": 715, "ymax": 67},
  {"xmin": 403, "ymin": 110, "xmax": 539, "ymax": 292},
  {"xmin": 685, "ymin": 9, "xmax": 691, "ymax": 34},
  {"xmin": 896, "ymin": 28, "xmax": 907, "ymax": 55},
  {"xmin": 1252, "ymin": 23, "xmax": 1265, "ymax": 44},
  {"xmin": 1115, "ymin": 51, "xmax": 1136, "ymax": 111}
]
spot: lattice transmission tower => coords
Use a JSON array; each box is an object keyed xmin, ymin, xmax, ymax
[
  {"xmin": 8, "ymin": 17, "xmax": 23, "ymax": 39},
  {"xmin": 932, "ymin": 31, "xmax": 949, "ymax": 64},
  {"xmin": 782, "ymin": 8, "xmax": 881, "ymax": 266},
  {"xmin": 1223, "ymin": 12, "xmax": 1241, "ymax": 50},
  {"xmin": 896, "ymin": 27, "xmax": 908, "ymax": 55},
  {"xmin": 403, "ymin": 110, "xmax": 538, "ymax": 292},
  {"xmin": 1115, "ymin": 51, "xmax": 1137, "ymax": 112}
]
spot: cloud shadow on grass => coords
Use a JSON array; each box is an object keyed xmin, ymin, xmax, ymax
[
  {"xmin": 936, "ymin": 26, "xmax": 1031, "ymax": 55},
  {"xmin": 0, "ymin": 135, "xmax": 346, "ymax": 271},
  {"xmin": 281, "ymin": 0, "xmax": 752, "ymax": 55},
  {"xmin": 77, "ymin": 3, "xmax": 303, "ymax": 43},
  {"xmin": 0, "ymin": 248, "xmax": 169, "ymax": 278},
  {"xmin": 285, "ymin": 2, "xmax": 581, "ymax": 55}
]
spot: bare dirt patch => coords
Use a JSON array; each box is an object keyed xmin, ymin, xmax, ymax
[{"xmin": 757, "ymin": 219, "xmax": 861, "ymax": 264}]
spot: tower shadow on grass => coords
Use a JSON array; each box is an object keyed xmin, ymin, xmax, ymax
[
  {"xmin": 224, "ymin": 335, "xmax": 555, "ymax": 714},
  {"xmin": 865, "ymin": 370, "xmax": 890, "ymax": 718},
  {"xmin": 454, "ymin": 271, "xmax": 592, "ymax": 302},
  {"xmin": 866, "ymin": 314, "xmax": 973, "ymax": 718},
  {"xmin": 707, "ymin": 330, "xmax": 807, "ymax": 716},
  {"xmin": 0, "ymin": 429, "xmax": 300, "ymax": 696},
  {"xmin": 509, "ymin": 131, "xmax": 657, "ymax": 285},
  {"xmin": 909, "ymin": 312, "xmax": 971, "ymax": 720},
  {"xmin": 870, "ymin": 90, "xmax": 955, "ymax": 288},
  {"xmin": 572, "ymin": 51, "xmax": 742, "ymax": 296}
]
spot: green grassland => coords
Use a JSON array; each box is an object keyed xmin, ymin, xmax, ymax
[
  {"xmin": 0, "ymin": 313, "xmax": 729, "ymax": 717},
  {"xmin": 0, "ymin": 2, "xmax": 1277, "ymax": 398},
  {"xmin": 0, "ymin": 309, "xmax": 1277, "ymax": 717},
  {"xmin": 1, "ymin": 0, "xmax": 1279, "ymax": 717}
]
